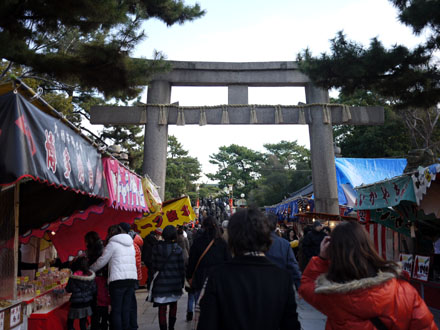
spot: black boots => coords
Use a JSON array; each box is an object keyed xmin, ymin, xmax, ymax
[
  {"xmin": 186, "ymin": 312, "xmax": 193, "ymax": 321},
  {"xmin": 168, "ymin": 316, "xmax": 176, "ymax": 330}
]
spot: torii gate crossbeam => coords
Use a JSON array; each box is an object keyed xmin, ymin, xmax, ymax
[{"xmin": 91, "ymin": 61, "xmax": 384, "ymax": 215}]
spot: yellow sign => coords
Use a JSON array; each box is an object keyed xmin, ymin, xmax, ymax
[
  {"xmin": 134, "ymin": 196, "xmax": 196, "ymax": 238},
  {"xmin": 142, "ymin": 177, "xmax": 162, "ymax": 213}
]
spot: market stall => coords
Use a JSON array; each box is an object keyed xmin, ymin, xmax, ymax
[
  {"xmin": 0, "ymin": 80, "xmax": 110, "ymax": 329},
  {"xmin": 354, "ymin": 164, "xmax": 440, "ymax": 311}
]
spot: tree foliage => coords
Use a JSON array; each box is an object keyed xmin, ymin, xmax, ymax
[
  {"xmin": 332, "ymin": 90, "xmax": 412, "ymax": 158},
  {"xmin": 165, "ymin": 135, "xmax": 201, "ymax": 201},
  {"xmin": 207, "ymin": 141, "xmax": 312, "ymax": 207},
  {"xmin": 0, "ymin": 0, "xmax": 205, "ymax": 98},
  {"xmin": 207, "ymin": 145, "xmax": 264, "ymax": 199}
]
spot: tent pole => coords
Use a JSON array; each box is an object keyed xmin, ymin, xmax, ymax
[{"xmin": 13, "ymin": 182, "xmax": 20, "ymax": 300}]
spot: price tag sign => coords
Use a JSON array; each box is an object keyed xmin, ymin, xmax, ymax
[
  {"xmin": 36, "ymin": 290, "xmax": 40, "ymax": 295},
  {"xmin": 36, "ymin": 272, "xmax": 40, "ymax": 277},
  {"xmin": 24, "ymin": 276, "xmax": 29, "ymax": 282},
  {"xmin": 16, "ymin": 278, "xmax": 20, "ymax": 285}
]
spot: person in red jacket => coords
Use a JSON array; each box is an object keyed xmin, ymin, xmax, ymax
[{"xmin": 299, "ymin": 221, "xmax": 437, "ymax": 330}]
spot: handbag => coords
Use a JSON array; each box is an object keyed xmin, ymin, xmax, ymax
[
  {"xmin": 146, "ymin": 246, "xmax": 177, "ymax": 302},
  {"xmin": 187, "ymin": 239, "xmax": 215, "ymax": 289}
]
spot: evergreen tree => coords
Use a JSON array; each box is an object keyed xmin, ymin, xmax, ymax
[
  {"xmin": 0, "ymin": 0, "xmax": 205, "ymax": 98},
  {"xmin": 165, "ymin": 135, "xmax": 201, "ymax": 201},
  {"xmin": 207, "ymin": 145, "xmax": 264, "ymax": 199},
  {"xmin": 332, "ymin": 90, "xmax": 413, "ymax": 158},
  {"xmin": 297, "ymin": 0, "xmax": 440, "ymax": 154}
]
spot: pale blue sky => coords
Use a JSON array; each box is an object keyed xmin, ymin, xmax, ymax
[{"xmin": 129, "ymin": 0, "xmax": 426, "ymax": 182}]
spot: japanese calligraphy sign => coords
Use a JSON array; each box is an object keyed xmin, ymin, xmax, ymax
[
  {"xmin": 134, "ymin": 196, "xmax": 196, "ymax": 238},
  {"xmin": 354, "ymin": 176, "xmax": 415, "ymax": 210},
  {"xmin": 412, "ymin": 255, "xmax": 430, "ymax": 282},
  {"xmin": 0, "ymin": 91, "xmax": 105, "ymax": 197},
  {"xmin": 399, "ymin": 254, "xmax": 414, "ymax": 279},
  {"xmin": 102, "ymin": 157, "xmax": 148, "ymax": 212}
]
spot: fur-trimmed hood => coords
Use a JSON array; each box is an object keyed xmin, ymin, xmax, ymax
[
  {"xmin": 69, "ymin": 270, "xmax": 96, "ymax": 281},
  {"xmin": 315, "ymin": 264, "xmax": 401, "ymax": 294}
]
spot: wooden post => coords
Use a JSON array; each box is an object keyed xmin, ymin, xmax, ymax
[{"xmin": 13, "ymin": 183, "xmax": 20, "ymax": 300}]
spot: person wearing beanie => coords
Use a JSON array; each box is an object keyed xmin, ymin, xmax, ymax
[{"xmin": 150, "ymin": 225, "xmax": 185, "ymax": 330}]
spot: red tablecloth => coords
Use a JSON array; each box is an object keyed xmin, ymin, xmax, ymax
[{"xmin": 28, "ymin": 302, "xmax": 88, "ymax": 330}]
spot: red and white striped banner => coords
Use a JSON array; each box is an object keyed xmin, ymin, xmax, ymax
[{"xmin": 364, "ymin": 223, "xmax": 395, "ymax": 261}]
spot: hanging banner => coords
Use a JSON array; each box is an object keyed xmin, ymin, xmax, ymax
[
  {"xmin": 399, "ymin": 254, "xmax": 414, "ymax": 279},
  {"xmin": 354, "ymin": 176, "xmax": 415, "ymax": 210},
  {"xmin": 412, "ymin": 164, "xmax": 440, "ymax": 205},
  {"xmin": 142, "ymin": 177, "xmax": 162, "ymax": 213},
  {"xmin": 413, "ymin": 255, "xmax": 430, "ymax": 282},
  {"xmin": 134, "ymin": 196, "xmax": 196, "ymax": 238},
  {"xmin": 0, "ymin": 91, "xmax": 105, "ymax": 197},
  {"xmin": 102, "ymin": 157, "xmax": 148, "ymax": 212}
]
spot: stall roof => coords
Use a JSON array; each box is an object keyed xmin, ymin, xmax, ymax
[{"xmin": 335, "ymin": 158, "xmax": 407, "ymax": 206}]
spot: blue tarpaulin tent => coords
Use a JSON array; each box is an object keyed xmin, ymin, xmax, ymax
[{"xmin": 266, "ymin": 158, "xmax": 408, "ymax": 217}]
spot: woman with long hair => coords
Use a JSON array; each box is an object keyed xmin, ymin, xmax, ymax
[
  {"xmin": 299, "ymin": 221, "xmax": 436, "ymax": 329},
  {"xmin": 186, "ymin": 216, "xmax": 231, "ymax": 321},
  {"xmin": 197, "ymin": 208, "xmax": 301, "ymax": 330}
]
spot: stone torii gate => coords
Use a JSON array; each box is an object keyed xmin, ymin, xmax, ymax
[{"xmin": 90, "ymin": 61, "xmax": 384, "ymax": 215}]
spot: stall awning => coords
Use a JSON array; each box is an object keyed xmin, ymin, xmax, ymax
[
  {"xmin": 354, "ymin": 164, "xmax": 440, "ymax": 236},
  {"xmin": 0, "ymin": 91, "xmax": 106, "ymax": 198}
]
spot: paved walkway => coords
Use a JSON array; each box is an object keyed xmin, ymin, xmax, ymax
[{"xmin": 135, "ymin": 289, "xmax": 326, "ymax": 330}]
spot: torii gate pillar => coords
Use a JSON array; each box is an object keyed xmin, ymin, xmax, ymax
[
  {"xmin": 305, "ymin": 85, "xmax": 339, "ymax": 214},
  {"xmin": 143, "ymin": 80, "xmax": 171, "ymax": 199}
]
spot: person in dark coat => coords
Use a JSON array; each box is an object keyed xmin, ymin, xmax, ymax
[
  {"xmin": 150, "ymin": 225, "xmax": 185, "ymax": 330},
  {"xmin": 186, "ymin": 216, "xmax": 231, "ymax": 321},
  {"xmin": 301, "ymin": 220, "xmax": 326, "ymax": 268},
  {"xmin": 66, "ymin": 256, "xmax": 97, "ymax": 330},
  {"xmin": 142, "ymin": 228, "xmax": 162, "ymax": 289},
  {"xmin": 265, "ymin": 214, "xmax": 302, "ymax": 290},
  {"xmin": 85, "ymin": 231, "xmax": 109, "ymax": 330},
  {"xmin": 197, "ymin": 208, "xmax": 301, "ymax": 330}
]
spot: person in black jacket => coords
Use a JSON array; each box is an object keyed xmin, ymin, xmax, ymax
[
  {"xmin": 150, "ymin": 225, "xmax": 185, "ymax": 330},
  {"xmin": 197, "ymin": 208, "xmax": 301, "ymax": 330},
  {"xmin": 66, "ymin": 256, "xmax": 97, "ymax": 330},
  {"xmin": 301, "ymin": 220, "xmax": 327, "ymax": 268},
  {"xmin": 186, "ymin": 216, "xmax": 231, "ymax": 321},
  {"xmin": 85, "ymin": 231, "xmax": 109, "ymax": 330}
]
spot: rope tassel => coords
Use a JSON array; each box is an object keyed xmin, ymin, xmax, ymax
[
  {"xmin": 199, "ymin": 107, "xmax": 207, "ymax": 126},
  {"xmin": 250, "ymin": 105, "xmax": 258, "ymax": 124},
  {"xmin": 275, "ymin": 105, "xmax": 283, "ymax": 124},
  {"xmin": 177, "ymin": 108, "xmax": 185, "ymax": 126},
  {"xmin": 342, "ymin": 105, "xmax": 352, "ymax": 122},
  {"xmin": 159, "ymin": 105, "xmax": 168, "ymax": 125},
  {"xmin": 298, "ymin": 108, "xmax": 306, "ymax": 124},
  {"xmin": 221, "ymin": 105, "xmax": 230, "ymax": 124},
  {"xmin": 322, "ymin": 105, "xmax": 331, "ymax": 124}
]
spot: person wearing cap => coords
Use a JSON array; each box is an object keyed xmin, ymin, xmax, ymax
[{"xmin": 301, "ymin": 220, "xmax": 327, "ymax": 269}]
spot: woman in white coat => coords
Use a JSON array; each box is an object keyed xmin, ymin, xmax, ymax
[{"xmin": 90, "ymin": 225, "xmax": 137, "ymax": 330}]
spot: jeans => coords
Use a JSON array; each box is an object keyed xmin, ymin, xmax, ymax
[
  {"xmin": 109, "ymin": 281, "xmax": 135, "ymax": 330},
  {"xmin": 129, "ymin": 281, "xmax": 139, "ymax": 330}
]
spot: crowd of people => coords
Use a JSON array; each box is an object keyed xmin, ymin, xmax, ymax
[{"xmin": 62, "ymin": 210, "xmax": 437, "ymax": 330}]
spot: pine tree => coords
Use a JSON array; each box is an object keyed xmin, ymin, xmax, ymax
[{"xmin": 0, "ymin": 0, "xmax": 205, "ymax": 98}]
